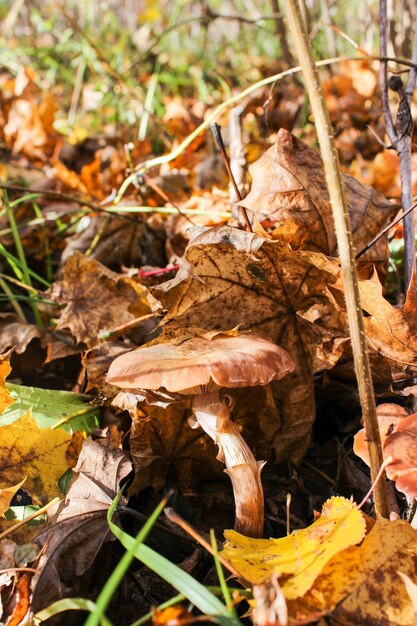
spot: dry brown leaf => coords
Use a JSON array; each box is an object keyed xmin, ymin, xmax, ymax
[
  {"xmin": 154, "ymin": 225, "xmax": 348, "ymax": 463},
  {"xmin": 288, "ymin": 519, "xmax": 417, "ymax": 626},
  {"xmin": 239, "ymin": 130, "xmax": 398, "ymax": 275},
  {"xmin": 32, "ymin": 437, "xmax": 132, "ymax": 613},
  {"xmin": 47, "ymin": 252, "xmax": 153, "ymax": 347},
  {"xmin": 126, "ymin": 384, "xmax": 280, "ymax": 495},
  {"xmin": 0, "ymin": 315, "xmax": 42, "ymax": 355},
  {"xmin": 360, "ymin": 272, "xmax": 417, "ymax": 373}
]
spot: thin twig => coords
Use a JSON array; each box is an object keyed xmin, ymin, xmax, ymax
[
  {"xmin": 284, "ymin": 0, "xmax": 389, "ymax": 518},
  {"xmin": 380, "ymin": 0, "xmax": 416, "ymax": 289},
  {"xmin": 356, "ymin": 200, "xmax": 416, "ymax": 259},
  {"xmin": 0, "ymin": 497, "xmax": 60, "ymax": 541},
  {"xmin": 164, "ymin": 508, "xmax": 240, "ymax": 578},
  {"xmin": 210, "ymin": 123, "xmax": 252, "ymax": 232}
]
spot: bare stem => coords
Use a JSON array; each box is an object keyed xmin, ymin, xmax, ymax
[
  {"xmin": 380, "ymin": 0, "xmax": 416, "ymax": 289},
  {"xmin": 192, "ymin": 392, "xmax": 265, "ymax": 537},
  {"xmin": 284, "ymin": 0, "xmax": 389, "ymax": 518}
]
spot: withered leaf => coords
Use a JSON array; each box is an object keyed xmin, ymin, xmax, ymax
[
  {"xmin": 127, "ymin": 385, "xmax": 281, "ymax": 495},
  {"xmin": 155, "ymin": 226, "xmax": 348, "ymax": 463},
  {"xmin": 240, "ymin": 129, "xmax": 398, "ymax": 271},
  {"xmin": 360, "ymin": 272, "xmax": 417, "ymax": 372},
  {"xmin": 47, "ymin": 252, "xmax": 152, "ymax": 347},
  {"xmin": 32, "ymin": 437, "xmax": 132, "ymax": 613}
]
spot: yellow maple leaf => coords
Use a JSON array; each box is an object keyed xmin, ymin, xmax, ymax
[
  {"xmin": 0, "ymin": 477, "xmax": 26, "ymax": 516},
  {"xmin": 0, "ymin": 351, "xmax": 14, "ymax": 413},
  {"xmin": 222, "ymin": 496, "xmax": 366, "ymax": 600},
  {"xmin": 0, "ymin": 409, "xmax": 71, "ymax": 504}
]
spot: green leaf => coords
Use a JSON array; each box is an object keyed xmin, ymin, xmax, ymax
[{"xmin": 2, "ymin": 384, "xmax": 99, "ymax": 433}]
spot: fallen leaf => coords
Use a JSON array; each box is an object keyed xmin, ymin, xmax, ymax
[
  {"xmin": 360, "ymin": 271, "xmax": 417, "ymax": 373},
  {"xmin": 239, "ymin": 130, "xmax": 398, "ymax": 274},
  {"xmin": 0, "ymin": 409, "xmax": 71, "ymax": 504},
  {"xmin": 0, "ymin": 351, "xmax": 14, "ymax": 412},
  {"xmin": 0, "ymin": 315, "xmax": 41, "ymax": 355},
  {"xmin": 1, "ymin": 383, "xmax": 99, "ymax": 433},
  {"xmin": 353, "ymin": 403, "xmax": 408, "ymax": 467},
  {"xmin": 47, "ymin": 252, "xmax": 153, "ymax": 347},
  {"xmin": 398, "ymin": 572, "xmax": 417, "ymax": 625},
  {"xmin": 155, "ymin": 225, "xmax": 348, "ymax": 464},
  {"xmin": 0, "ymin": 478, "xmax": 26, "ymax": 517},
  {"xmin": 289, "ymin": 519, "xmax": 417, "ymax": 626},
  {"xmin": 222, "ymin": 497, "xmax": 366, "ymax": 599},
  {"xmin": 31, "ymin": 437, "xmax": 132, "ymax": 613}
]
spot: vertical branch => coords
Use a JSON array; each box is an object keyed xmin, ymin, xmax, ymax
[
  {"xmin": 270, "ymin": 0, "xmax": 294, "ymax": 66},
  {"xmin": 284, "ymin": 0, "xmax": 389, "ymax": 518},
  {"xmin": 380, "ymin": 0, "xmax": 416, "ymax": 290},
  {"xmin": 379, "ymin": 0, "xmax": 397, "ymax": 142}
]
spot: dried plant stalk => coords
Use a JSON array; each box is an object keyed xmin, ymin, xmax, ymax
[{"xmin": 284, "ymin": 0, "xmax": 389, "ymax": 518}]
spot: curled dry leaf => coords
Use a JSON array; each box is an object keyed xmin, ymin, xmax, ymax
[
  {"xmin": 359, "ymin": 272, "xmax": 417, "ymax": 374},
  {"xmin": 32, "ymin": 437, "xmax": 132, "ymax": 613},
  {"xmin": 61, "ymin": 212, "xmax": 167, "ymax": 269},
  {"xmin": 0, "ymin": 314, "xmax": 41, "ymax": 355},
  {"xmin": 239, "ymin": 129, "xmax": 398, "ymax": 276},
  {"xmin": 354, "ymin": 405, "xmax": 417, "ymax": 500},
  {"xmin": 353, "ymin": 403, "xmax": 408, "ymax": 466},
  {"xmin": 155, "ymin": 225, "xmax": 348, "ymax": 464},
  {"xmin": 47, "ymin": 252, "xmax": 153, "ymax": 347}
]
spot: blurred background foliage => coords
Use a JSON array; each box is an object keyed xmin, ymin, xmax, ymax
[{"xmin": 2, "ymin": 0, "xmax": 413, "ymax": 139}]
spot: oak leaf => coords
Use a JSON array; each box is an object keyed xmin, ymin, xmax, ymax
[{"xmin": 222, "ymin": 497, "xmax": 366, "ymax": 599}]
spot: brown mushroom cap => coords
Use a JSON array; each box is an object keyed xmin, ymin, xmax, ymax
[{"xmin": 106, "ymin": 333, "xmax": 295, "ymax": 394}]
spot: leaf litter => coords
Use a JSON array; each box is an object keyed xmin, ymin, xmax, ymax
[{"xmin": 1, "ymin": 47, "xmax": 417, "ymax": 626}]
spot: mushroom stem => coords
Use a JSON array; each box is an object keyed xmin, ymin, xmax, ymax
[{"xmin": 191, "ymin": 391, "xmax": 265, "ymax": 537}]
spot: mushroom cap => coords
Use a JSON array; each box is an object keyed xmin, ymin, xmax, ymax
[{"xmin": 106, "ymin": 333, "xmax": 295, "ymax": 394}]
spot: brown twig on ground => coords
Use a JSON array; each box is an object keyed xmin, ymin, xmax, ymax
[
  {"xmin": 380, "ymin": 0, "xmax": 417, "ymax": 290},
  {"xmin": 210, "ymin": 123, "xmax": 252, "ymax": 232},
  {"xmin": 284, "ymin": 0, "xmax": 389, "ymax": 519}
]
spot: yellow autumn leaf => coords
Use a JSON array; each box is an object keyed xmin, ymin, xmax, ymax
[
  {"xmin": 0, "ymin": 351, "xmax": 14, "ymax": 413},
  {"xmin": 0, "ymin": 409, "xmax": 71, "ymax": 504},
  {"xmin": 289, "ymin": 518, "xmax": 417, "ymax": 625},
  {"xmin": 0, "ymin": 477, "xmax": 26, "ymax": 517},
  {"xmin": 222, "ymin": 496, "xmax": 366, "ymax": 600}
]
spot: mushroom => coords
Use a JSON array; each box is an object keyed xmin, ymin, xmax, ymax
[{"xmin": 106, "ymin": 333, "xmax": 295, "ymax": 537}]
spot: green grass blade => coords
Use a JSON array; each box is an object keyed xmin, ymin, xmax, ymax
[
  {"xmin": 34, "ymin": 598, "xmax": 113, "ymax": 626},
  {"xmin": 83, "ymin": 492, "xmax": 170, "ymax": 626},
  {"xmin": 107, "ymin": 495, "xmax": 242, "ymax": 626},
  {"xmin": 210, "ymin": 529, "xmax": 234, "ymax": 613}
]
